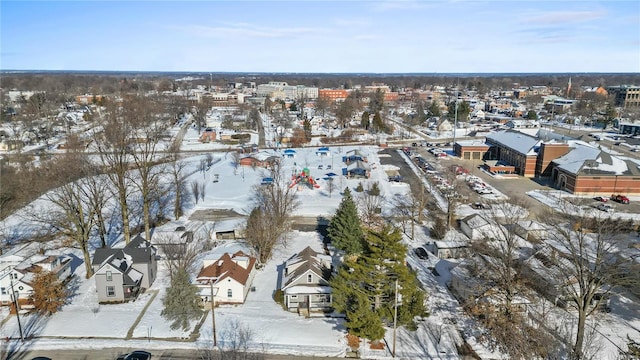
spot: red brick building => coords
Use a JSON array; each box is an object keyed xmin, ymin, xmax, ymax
[
  {"xmin": 318, "ymin": 89, "xmax": 349, "ymax": 102},
  {"xmin": 485, "ymin": 131, "xmax": 540, "ymax": 177}
]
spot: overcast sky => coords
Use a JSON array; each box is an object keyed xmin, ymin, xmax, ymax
[{"xmin": 1, "ymin": 1, "xmax": 639, "ymax": 73}]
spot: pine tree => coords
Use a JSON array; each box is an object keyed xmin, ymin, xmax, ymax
[
  {"xmin": 31, "ymin": 269, "xmax": 66, "ymax": 315},
  {"xmin": 327, "ymin": 188, "xmax": 365, "ymax": 255},
  {"xmin": 361, "ymin": 111, "xmax": 370, "ymax": 129},
  {"xmin": 161, "ymin": 268, "xmax": 203, "ymax": 331},
  {"xmin": 331, "ymin": 226, "xmax": 427, "ymax": 342}
]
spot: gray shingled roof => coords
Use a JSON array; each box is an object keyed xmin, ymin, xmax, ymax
[
  {"xmin": 486, "ymin": 130, "xmax": 540, "ymax": 156},
  {"xmin": 282, "ymin": 247, "xmax": 331, "ymax": 289}
]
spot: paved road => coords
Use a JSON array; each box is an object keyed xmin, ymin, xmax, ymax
[{"xmin": 8, "ymin": 348, "xmax": 338, "ymax": 360}]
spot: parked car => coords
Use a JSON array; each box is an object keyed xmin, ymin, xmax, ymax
[
  {"xmin": 471, "ymin": 202, "xmax": 490, "ymax": 209},
  {"xmin": 593, "ymin": 196, "xmax": 608, "ymax": 202},
  {"xmin": 117, "ymin": 351, "xmax": 152, "ymax": 360},
  {"xmin": 318, "ymin": 164, "xmax": 323, "ymax": 169},
  {"xmin": 414, "ymin": 247, "xmax": 429, "ymax": 260},
  {"xmin": 610, "ymin": 194, "xmax": 630, "ymax": 204},
  {"xmin": 596, "ymin": 204, "xmax": 614, "ymax": 213}
]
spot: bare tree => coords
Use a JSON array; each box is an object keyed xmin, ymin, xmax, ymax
[
  {"xmin": 154, "ymin": 232, "xmax": 202, "ymax": 280},
  {"xmin": 356, "ymin": 182, "xmax": 384, "ymax": 228},
  {"xmin": 198, "ymin": 319, "xmax": 264, "ymax": 360},
  {"xmin": 128, "ymin": 95, "xmax": 169, "ymax": 241},
  {"xmin": 540, "ymin": 209, "xmax": 636, "ymax": 360},
  {"xmin": 391, "ymin": 181, "xmax": 428, "ymax": 240},
  {"xmin": 205, "ymin": 153, "xmax": 214, "ymax": 167},
  {"xmin": 83, "ymin": 171, "xmax": 111, "ymax": 248},
  {"xmin": 199, "ymin": 182, "xmax": 206, "ymax": 202},
  {"xmin": 39, "ymin": 177, "xmax": 97, "ymax": 278},
  {"xmin": 244, "ymin": 161, "xmax": 299, "ymax": 264},
  {"xmin": 472, "ymin": 198, "xmax": 531, "ymax": 316},
  {"xmin": 95, "ymin": 99, "xmax": 135, "ymax": 244},
  {"xmin": 191, "ymin": 181, "xmax": 201, "ymax": 204},
  {"xmin": 167, "ymin": 144, "xmax": 190, "ymax": 219}
]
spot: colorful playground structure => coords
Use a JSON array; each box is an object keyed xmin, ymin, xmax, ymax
[{"xmin": 290, "ymin": 168, "xmax": 320, "ymax": 189}]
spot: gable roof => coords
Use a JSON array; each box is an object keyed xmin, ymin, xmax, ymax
[
  {"xmin": 282, "ymin": 246, "xmax": 332, "ymax": 290},
  {"xmin": 461, "ymin": 213, "xmax": 490, "ymax": 228},
  {"xmin": 92, "ymin": 234, "xmax": 156, "ymax": 268},
  {"xmin": 196, "ymin": 251, "xmax": 256, "ymax": 286}
]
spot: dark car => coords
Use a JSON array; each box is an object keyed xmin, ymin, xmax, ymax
[
  {"xmin": 414, "ymin": 247, "xmax": 429, "ymax": 260},
  {"xmin": 31, "ymin": 358, "xmax": 52, "ymax": 360},
  {"xmin": 117, "ymin": 351, "xmax": 152, "ymax": 360}
]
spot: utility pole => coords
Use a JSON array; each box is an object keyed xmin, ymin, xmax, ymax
[
  {"xmin": 10, "ymin": 278, "xmax": 24, "ymax": 342},
  {"xmin": 452, "ymin": 81, "xmax": 459, "ymax": 152},
  {"xmin": 392, "ymin": 278, "xmax": 398, "ymax": 358},
  {"xmin": 210, "ymin": 282, "xmax": 217, "ymax": 347}
]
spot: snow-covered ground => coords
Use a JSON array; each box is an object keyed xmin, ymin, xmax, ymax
[{"xmin": 2, "ymin": 121, "xmax": 640, "ymax": 358}]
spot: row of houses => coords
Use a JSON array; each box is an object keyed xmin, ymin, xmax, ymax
[{"xmin": 1, "ymin": 229, "xmax": 334, "ymax": 316}]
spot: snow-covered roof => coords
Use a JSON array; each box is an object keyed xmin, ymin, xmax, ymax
[
  {"xmin": 284, "ymin": 285, "xmax": 332, "ymax": 295},
  {"xmin": 485, "ymin": 130, "xmax": 540, "ymax": 156},
  {"xmin": 553, "ymin": 141, "xmax": 640, "ymax": 176}
]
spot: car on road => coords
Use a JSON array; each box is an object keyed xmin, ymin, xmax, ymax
[
  {"xmin": 31, "ymin": 357, "xmax": 52, "ymax": 360},
  {"xmin": 594, "ymin": 196, "xmax": 608, "ymax": 202},
  {"xmin": 596, "ymin": 204, "xmax": 614, "ymax": 213},
  {"xmin": 117, "ymin": 350, "xmax": 152, "ymax": 360},
  {"xmin": 611, "ymin": 194, "xmax": 630, "ymax": 204},
  {"xmin": 414, "ymin": 247, "xmax": 429, "ymax": 260}
]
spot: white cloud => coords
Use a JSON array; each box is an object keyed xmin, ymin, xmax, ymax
[{"xmin": 522, "ymin": 9, "xmax": 607, "ymax": 24}]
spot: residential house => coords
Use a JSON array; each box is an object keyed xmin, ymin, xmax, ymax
[
  {"xmin": 459, "ymin": 214, "xmax": 493, "ymax": 240},
  {"xmin": 434, "ymin": 241, "xmax": 470, "ymax": 259},
  {"xmin": 152, "ymin": 224, "xmax": 195, "ymax": 259},
  {"xmin": 239, "ymin": 152, "xmax": 280, "ymax": 168},
  {"xmin": 194, "ymin": 251, "xmax": 257, "ymax": 305},
  {"xmin": 281, "ymin": 247, "xmax": 333, "ymax": 316},
  {"xmin": 510, "ymin": 220, "xmax": 548, "ymax": 243},
  {"xmin": 92, "ymin": 235, "xmax": 157, "ymax": 303},
  {"xmin": 0, "ymin": 253, "xmax": 72, "ymax": 308}
]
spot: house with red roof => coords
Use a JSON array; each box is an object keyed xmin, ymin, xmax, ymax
[{"xmin": 194, "ymin": 251, "xmax": 257, "ymax": 305}]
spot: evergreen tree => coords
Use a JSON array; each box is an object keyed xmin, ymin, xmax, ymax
[
  {"xmin": 31, "ymin": 269, "xmax": 67, "ymax": 315},
  {"xmin": 303, "ymin": 118, "xmax": 312, "ymax": 140},
  {"xmin": 526, "ymin": 110, "xmax": 538, "ymax": 120},
  {"xmin": 427, "ymin": 101, "xmax": 441, "ymax": 117},
  {"xmin": 361, "ymin": 111, "xmax": 370, "ymax": 130},
  {"xmin": 372, "ymin": 111, "xmax": 384, "ymax": 133},
  {"xmin": 447, "ymin": 100, "xmax": 470, "ymax": 122},
  {"xmin": 331, "ymin": 226, "xmax": 427, "ymax": 342},
  {"xmin": 161, "ymin": 268, "xmax": 203, "ymax": 330},
  {"xmin": 327, "ymin": 188, "xmax": 365, "ymax": 255}
]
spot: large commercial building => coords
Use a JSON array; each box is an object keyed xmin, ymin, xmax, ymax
[
  {"xmin": 608, "ymin": 85, "xmax": 640, "ymax": 108},
  {"xmin": 457, "ymin": 130, "xmax": 640, "ymax": 195},
  {"xmin": 256, "ymin": 82, "xmax": 318, "ymax": 100}
]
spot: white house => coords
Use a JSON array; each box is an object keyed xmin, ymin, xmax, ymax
[
  {"xmin": 194, "ymin": 251, "xmax": 257, "ymax": 305},
  {"xmin": 281, "ymin": 247, "xmax": 333, "ymax": 315},
  {"xmin": 459, "ymin": 214, "xmax": 493, "ymax": 240}
]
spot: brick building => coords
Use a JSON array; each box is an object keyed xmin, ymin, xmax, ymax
[{"xmin": 485, "ymin": 131, "xmax": 540, "ymax": 177}]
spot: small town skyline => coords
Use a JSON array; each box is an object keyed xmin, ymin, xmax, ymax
[{"xmin": 1, "ymin": 1, "xmax": 639, "ymax": 73}]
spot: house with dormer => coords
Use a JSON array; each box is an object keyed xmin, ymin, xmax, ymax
[
  {"xmin": 194, "ymin": 251, "xmax": 257, "ymax": 304},
  {"xmin": 281, "ymin": 247, "xmax": 333, "ymax": 316},
  {"xmin": 92, "ymin": 235, "xmax": 157, "ymax": 303},
  {"xmin": 0, "ymin": 251, "xmax": 72, "ymax": 307}
]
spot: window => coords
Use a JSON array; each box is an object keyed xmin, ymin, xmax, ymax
[
  {"xmin": 307, "ymin": 274, "xmax": 313, "ymax": 283},
  {"xmin": 106, "ymin": 286, "xmax": 115, "ymax": 297},
  {"xmin": 0, "ymin": 288, "xmax": 5, "ymax": 295},
  {"xmin": 291, "ymin": 295, "xmax": 298, "ymax": 299},
  {"xmin": 227, "ymin": 289, "xmax": 232, "ymax": 298},
  {"xmin": 106, "ymin": 271, "xmax": 112, "ymax": 281}
]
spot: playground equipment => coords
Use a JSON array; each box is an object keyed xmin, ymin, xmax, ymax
[{"xmin": 290, "ymin": 168, "xmax": 320, "ymax": 189}]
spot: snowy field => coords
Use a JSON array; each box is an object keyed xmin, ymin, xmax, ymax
[{"xmin": 2, "ymin": 134, "xmax": 640, "ymax": 358}]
